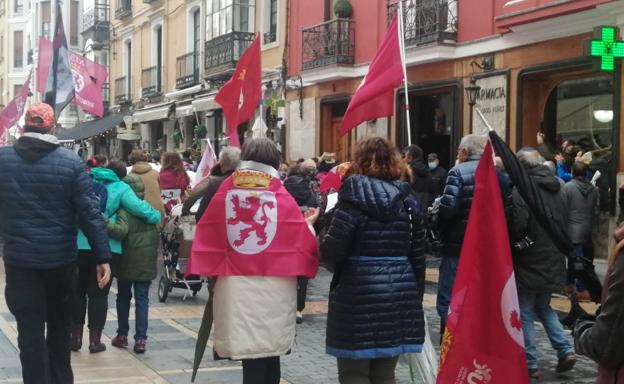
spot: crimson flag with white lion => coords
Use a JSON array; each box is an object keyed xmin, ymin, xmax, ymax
[{"xmin": 187, "ymin": 169, "xmax": 319, "ymax": 278}]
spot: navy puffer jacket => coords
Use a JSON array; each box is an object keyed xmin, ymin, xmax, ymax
[
  {"xmin": 438, "ymin": 156, "xmax": 513, "ymax": 257},
  {"xmin": 0, "ymin": 134, "xmax": 111, "ymax": 269},
  {"xmin": 320, "ymin": 175, "xmax": 427, "ymax": 359}
]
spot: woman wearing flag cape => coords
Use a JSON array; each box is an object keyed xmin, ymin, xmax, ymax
[{"xmin": 187, "ymin": 138, "xmax": 319, "ymax": 384}]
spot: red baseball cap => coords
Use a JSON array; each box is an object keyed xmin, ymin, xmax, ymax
[{"xmin": 24, "ymin": 103, "xmax": 56, "ymax": 131}]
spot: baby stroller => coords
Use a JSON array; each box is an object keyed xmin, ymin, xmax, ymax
[{"xmin": 157, "ymin": 190, "xmax": 206, "ymax": 302}]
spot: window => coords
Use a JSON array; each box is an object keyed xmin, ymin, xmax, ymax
[
  {"xmin": 262, "ymin": 0, "xmax": 277, "ymax": 44},
  {"xmin": 41, "ymin": 1, "xmax": 51, "ymax": 38},
  {"xmin": 0, "ymin": 35, "xmax": 3, "ymax": 62},
  {"xmin": 0, "ymin": 78, "xmax": 4, "ymax": 104},
  {"xmin": 206, "ymin": 0, "xmax": 254, "ymax": 41},
  {"xmin": 13, "ymin": 0, "xmax": 22, "ymax": 13},
  {"xmin": 13, "ymin": 84, "xmax": 20, "ymax": 98},
  {"xmin": 193, "ymin": 9, "xmax": 200, "ymax": 72},
  {"xmin": 125, "ymin": 40, "xmax": 132, "ymax": 96},
  {"xmin": 155, "ymin": 26, "xmax": 162, "ymax": 92},
  {"xmin": 0, "ymin": 0, "xmax": 6, "ymax": 15},
  {"xmin": 13, "ymin": 30, "xmax": 22, "ymax": 68},
  {"xmin": 70, "ymin": 1, "xmax": 79, "ymax": 45}
]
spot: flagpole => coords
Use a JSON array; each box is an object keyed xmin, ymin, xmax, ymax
[{"xmin": 397, "ymin": 1, "xmax": 412, "ymax": 146}]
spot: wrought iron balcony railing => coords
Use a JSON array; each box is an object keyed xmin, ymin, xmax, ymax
[
  {"xmin": 387, "ymin": 0, "xmax": 457, "ymax": 47},
  {"xmin": 142, "ymin": 66, "xmax": 161, "ymax": 98},
  {"xmin": 115, "ymin": 0, "xmax": 131, "ymax": 20},
  {"xmin": 301, "ymin": 18, "xmax": 355, "ymax": 71},
  {"xmin": 82, "ymin": 4, "xmax": 110, "ymax": 43},
  {"xmin": 204, "ymin": 31, "xmax": 255, "ymax": 78},
  {"xmin": 263, "ymin": 29, "xmax": 277, "ymax": 45},
  {"xmin": 102, "ymin": 82, "xmax": 110, "ymax": 109},
  {"xmin": 114, "ymin": 76, "xmax": 128, "ymax": 104},
  {"xmin": 176, "ymin": 52, "xmax": 200, "ymax": 89}
]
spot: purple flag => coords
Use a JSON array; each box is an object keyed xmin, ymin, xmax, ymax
[
  {"xmin": 44, "ymin": 1, "xmax": 75, "ymax": 116},
  {"xmin": 0, "ymin": 74, "xmax": 31, "ymax": 135}
]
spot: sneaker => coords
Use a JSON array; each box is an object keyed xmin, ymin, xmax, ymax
[
  {"xmin": 556, "ymin": 353, "xmax": 577, "ymax": 373},
  {"xmin": 134, "ymin": 338, "xmax": 146, "ymax": 354},
  {"xmin": 111, "ymin": 335, "xmax": 128, "ymax": 349},
  {"xmin": 296, "ymin": 311, "xmax": 303, "ymax": 324},
  {"xmin": 528, "ymin": 368, "xmax": 540, "ymax": 380}
]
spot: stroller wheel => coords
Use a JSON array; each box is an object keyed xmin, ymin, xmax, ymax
[{"xmin": 158, "ymin": 276, "xmax": 169, "ymax": 303}]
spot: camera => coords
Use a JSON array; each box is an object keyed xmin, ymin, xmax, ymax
[{"xmin": 514, "ymin": 236, "xmax": 534, "ymax": 252}]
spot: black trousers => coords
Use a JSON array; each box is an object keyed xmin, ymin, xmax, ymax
[
  {"xmin": 72, "ymin": 251, "xmax": 112, "ymax": 330},
  {"xmin": 567, "ymin": 243, "xmax": 602, "ymax": 304},
  {"xmin": 4, "ymin": 261, "xmax": 76, "ymax": 384},
  {"xmin": 242, "ymin": 357, "xmax": 281, "ymax": 384},
  {"xmin": 297, "ymin": 277, "xmax": 308, "ymax": 312}
]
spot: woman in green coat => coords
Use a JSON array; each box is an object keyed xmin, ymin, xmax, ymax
[{"xmin": 109, "ymin": 173, "xmax": 160, "ymax": 354}]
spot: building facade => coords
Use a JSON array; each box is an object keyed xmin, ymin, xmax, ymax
[
  {"xmin": 286, "ymin": 0, "xmax": 624, "ymax": 255},
  {"xmin": 109, "ymin": 0, "xmax": 288, "ymax": 159}
]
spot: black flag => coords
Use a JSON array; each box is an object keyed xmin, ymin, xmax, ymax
[{"xmin": 44, "ymin": 0, "xmax": 75, "ymax": 116}]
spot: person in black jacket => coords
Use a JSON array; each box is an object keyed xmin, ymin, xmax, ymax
[
  {"xmin": 436, "ymin": 134, "xmax": 512, "ymax": 340},
  {"xmin": 427, "ymin": 153, "xmax": 447, "ymax": 197},
  {"xmin": 510, "ymin": 148, "xmax": 576, "ymax": 378},
  {"xmin": 403, "ymin": 144, "xmax": 435, "ymax": 212},
  {"xmin": 0, "ymin": 103, "xmax": 111, "ymax": 384},
  {"xmin": 182, "ymin": 146, "xmax": 241, "ymax": 220},
  {"xmin": 320, "ymin": 137, "xmax": 427, "ymax": 384}
]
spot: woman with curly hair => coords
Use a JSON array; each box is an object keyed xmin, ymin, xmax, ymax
[{"xmin": 320, "ymin": 137, "xmax": 428, "ymax": 383}]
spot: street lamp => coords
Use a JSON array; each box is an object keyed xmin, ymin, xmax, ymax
[{"xmin": 464, "ymin": 77, "xmax": 481, "ymax": 132}]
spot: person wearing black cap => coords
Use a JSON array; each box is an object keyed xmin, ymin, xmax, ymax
[{"xmin": 427, "ymin": 153, "xmax": 447, "ymax": 198}]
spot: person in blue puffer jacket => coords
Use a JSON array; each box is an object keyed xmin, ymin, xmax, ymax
[
  {"xmin": 71, "ymin": 160, "xmax": 161, "ymax": 354},
  {"xmin": 320, "ymin": 137, "xmax": 428, "ymax": 384}
]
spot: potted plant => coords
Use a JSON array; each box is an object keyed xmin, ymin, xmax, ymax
[{"xmin": 334, "ymin": 0, "xmax": 353, "ymax": 18}]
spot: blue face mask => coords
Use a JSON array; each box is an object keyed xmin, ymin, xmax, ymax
[{"xmin": 428, "ymin": 162, "xmax": 438, "ymax": 170}]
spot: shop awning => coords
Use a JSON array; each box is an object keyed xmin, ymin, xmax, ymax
[
  {"xmin": 192, "ymin": 95, "xmax": 219, "ymax": 112},
  {"xmin": 132, "ymin": 103, "xmax": 173, "ymax": 123},
  {"xmin": 56, "ymin": 113, "xmax": 127, "ymax": 141},
  {"xmin": 176, "ymin": 104, "xmax": 193, "ymax": 118}
]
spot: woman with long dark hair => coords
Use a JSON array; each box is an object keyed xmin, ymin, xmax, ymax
[
  {"xmin": 321, "ymin": 137, "xmax": 428, "ymax": 383},
  {"xmin": 159, "ymin": 152, "xmax": 190, "ymax": 200}
]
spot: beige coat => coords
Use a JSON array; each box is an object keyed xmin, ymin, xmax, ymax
[
  {"xmin": 130, "ymin": 162, "xmax": 166, "ymax": 222},
  {"xmin": 213, "ymin": 276, "xmax": 297, "ymax": 360}
]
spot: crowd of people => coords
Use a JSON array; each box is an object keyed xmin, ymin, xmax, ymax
[{"xmin": 0, "ymin": 103, "xmax": 621, "ymax": 384}]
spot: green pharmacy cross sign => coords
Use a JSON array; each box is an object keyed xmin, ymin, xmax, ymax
[
  {"xmin": 585, "ymin": 26, "xmax": 624, "ymax": 71},
  {"xmin": 263, "ymin": 91, "xmax": 286, "ymax": 116}
]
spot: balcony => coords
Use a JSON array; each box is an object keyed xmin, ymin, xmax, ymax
[
  {"xmin": 143, "ymin": 0, "xmax": 158, "ymax": 4},
  {"xmin": 82, "ymin": 4, "xmax": 110, "ymax": 44},
  {"xmin": 204, "ymin": 31, "xmax": 255, "ymax": 79},
  {"xmin": 102, "ymin": 82, "xmax": 110, "ymax": 110},
  {"xmin": 141, "ymin": 66, "xmax": 161, "ymax": 98},
  {"xmin": 114, "ymin": 0, "xmax": 131, "ymax": 20},
  {"xmin": 114, "ymin": 76, "xmax": 128, "ymax": 104},
  {"xmin": 387, "ymin": 0, "xmax": 457, "ymax": 47},
  {"xmin": 301, "ymin": 18, "xmax": 355, "ymax": 71},
  {"xmin": 176, "ymin": 52, "xmax": 200, "ymax": 89}
]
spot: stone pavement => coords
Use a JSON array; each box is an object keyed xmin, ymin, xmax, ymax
[{"xmin": 0, "ymin": 258, "xmax": 601, "ymax": 383}]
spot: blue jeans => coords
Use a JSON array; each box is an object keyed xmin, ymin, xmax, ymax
[
  {"xmin": 116, "ymin": 280, "xmax": 151, "ymax": 340},
  {"xmin": 436, "ymin": 256, "xmax": 459, "ymax": 323},
  {"xmin": 518, "ymin": 290, "xmax": 573, "ymax": 369}
]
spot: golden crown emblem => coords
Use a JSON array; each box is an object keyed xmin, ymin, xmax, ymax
[{"xmin": 232, "ymin": 170, "xmax": 272, "ymax": 189}]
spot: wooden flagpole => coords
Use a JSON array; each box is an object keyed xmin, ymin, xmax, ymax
[{"xmin": 397, "ymin": 1, "xmax": 412, "ymax": 146}]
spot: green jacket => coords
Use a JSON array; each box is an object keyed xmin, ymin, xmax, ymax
[
  {"xmin": 108, "ymin": 174, "xmax": 159, "ymax": 282},
  {"xmin": 77, "ymin": 167, "xmax": 161, "ymax": 254}
]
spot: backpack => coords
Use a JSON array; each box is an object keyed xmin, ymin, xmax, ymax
[{"xmin": 92, "ymin": 181, "xmax": 109, "ymax": 214}]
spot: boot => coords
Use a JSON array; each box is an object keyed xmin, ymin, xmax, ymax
[
  {"xmin": 70, "ymin": 324, "xmax": 83, "ymax": 352},
  {"xmin": 89, "ymin": 329, "xmax": 107, "ymax": 353}
]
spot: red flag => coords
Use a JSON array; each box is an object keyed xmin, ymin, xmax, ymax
[
  {"xmin": 437, "ymin": 143, "xmax": 528, "ymax": 384},
  {"xmin": 215, "ymin": 36, "xmax": 262, "ymax": 148},
  {"xmin": 69, "ymin": 52, "xmax": 108, "ymax": 117},
  {"xmin": 319, "ymin": 162, "xmax": 351, "ymax": 193},
  {"xmin": 37, "ymin": 37, "xmax": 53, "ymax": 94},
  {"xmin": 339, "ymin": 16, "xmax": 404, "ymax": 136},
  {"xmin": 187, "ymin": 170, "xmax": 319, "ymax": 278},
  {"xmin": 0, "ymin": 73, "xmax": 31, "ymax": 135}
]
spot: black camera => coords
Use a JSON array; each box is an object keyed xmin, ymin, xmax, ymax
[{"xmin": 514, "ymin": 236, "xmax": 534, "ymax": 251}]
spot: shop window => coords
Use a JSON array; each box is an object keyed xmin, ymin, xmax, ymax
[{"xmin": 543, "ymin": 75, "xmax": 614, "ymax": 212}]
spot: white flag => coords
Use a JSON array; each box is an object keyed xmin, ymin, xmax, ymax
[{"xmin": 191, "ymin": 138, "xmax": 217, "ymax": 188}]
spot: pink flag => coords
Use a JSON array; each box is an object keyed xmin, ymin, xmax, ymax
[
  {"xmin": 437, "ymin": 143, "xmax": 528, "ymax": 384},
  {"xmin": 339, "ymin": 16, "xmax": 404, "ymax": 136},
  {"xmin": 0, "ymin": 73, "xmax": 31, "ymax": 135},
  {"xmin": 69, "ymin": 52, "xmax": 108, "ymax": 117},
  {"xmin": 192, "ymin": 138, "xmax": 218, "ymax": 188},
  {"xmin": 37, "ymin": 37, "xmax": 53, "ymax": 94}
]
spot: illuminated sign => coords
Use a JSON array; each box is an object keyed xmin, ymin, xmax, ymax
[{"xmin": 585, "ymin": 26, "xmax": 624, "ymax": 71}]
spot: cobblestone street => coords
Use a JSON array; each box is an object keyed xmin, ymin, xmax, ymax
[{"xmin": 0, "ymin": 259, "xmax": 602, "ymax": 383}]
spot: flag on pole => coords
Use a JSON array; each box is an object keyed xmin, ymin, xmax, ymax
[
  {"xmin": 44, "ymin": 1, "xmax": 75, "ymax": 116},
  {"xmin": 38, "ymin": 37, "xmax": 109, "ymax": 117},
  {"xmin": 0, "ymin": 73, "xmax": 31, "ymax": 136},
  {"xmin": 215, "ymin": 36, "xmax": 262, "ymax": 148},
  {"xmin": 339, "ymin": 16, "xmax": 404, "ymax": 136},
  {"xmin": 191, "ymin": 138, "xmax": 218, "ymax": 188},
  {"xmin": 437, "ymin": 143, "xmax": 528, "ymax": 384}
]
